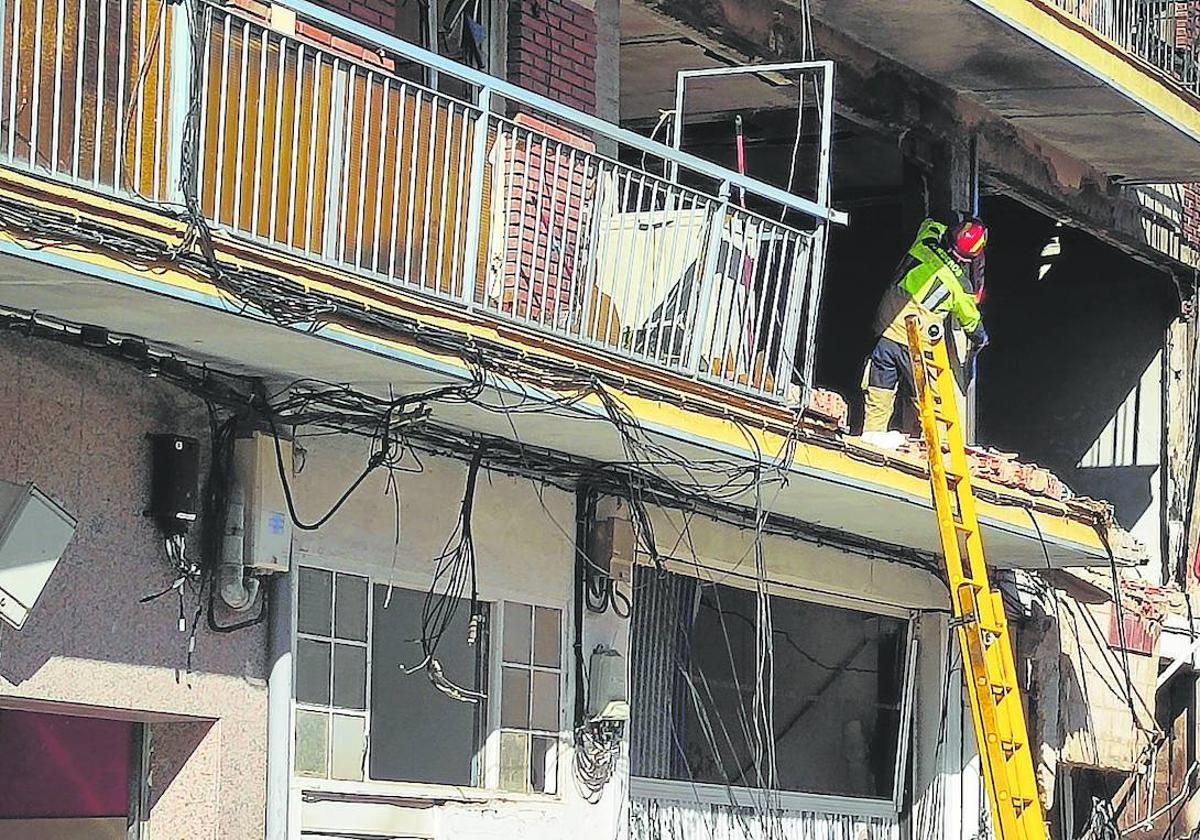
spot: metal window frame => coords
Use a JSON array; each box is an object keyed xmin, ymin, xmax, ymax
[
  {"xmin": 292, "ymin": 563, "xmax": 573, "ymax": 797},
  {"xmin": 631, "ymin": 569, "xmax": 920, "ymax": 814},
  {"xmin": 292, "ymin": 568, "xmax": 372, "ymax": 782},
  {"xmin": 489, "ymin": 600, "xmax": 568, "ymax": 796}
]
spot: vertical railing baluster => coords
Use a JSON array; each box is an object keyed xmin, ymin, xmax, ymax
[
  {"xmin": 321, "ymin": 58, "xmax": 348, "ymax": 260},
  {"xmin": 615, "ymin": 172, "xmax": 651, "ymax": 352},
  {"xmin": 166, "ymin": 0, "xmax": 194, "ymax": 205},
  {"xmin": 352, "ymin": 70, "xmax": 374, "ymax": 269},
  {"xmin": 232, "ymin": 19, "xmax": 250, "ymax": 229},
  {"xmin": 597, "ymin": 167, "xmax": 636, "ymax": 348},
  {"xmin": 213, "ymin": 12, "xmax": 230, "ymax": 220},
  {"xmin": 561, "ymin": 152, "xmax": 594, "ymax": 339},
  {"xmin": 688, "ymin": 184, "xmax": 731, "ymax": 378},
  {"xmin": 510, "ymin": 128, "xmax": 533, "ymax": 318},
  {"xmin": 50, "ymin": 0, "xmax": 63, "ymax": 174},
  {"xmin": 7, "ymin": 0, "xmax": 21, "ymax": 160},
  {"xmin": 153, "ymin": 0, "xmax": 166, "ymax": 198},
  {"xmin": 385, "ymin": 81, "xmax": 409, "ymax": 283},
  {"xmin": 267, "ymin": 33, "xmax": 286, "ymax": 240},
  {"xmin": 523, "ymin": 135, "xmax": 550, "ymax": 325},
  {"xmin": 133, "ymin": 0, "xmax": 147, "ymax": 193},
  {"xmin": 251, "ymin": 27, "xmax": 267, "ymax": 236},
  {"xmin": 30, "ymin": 0, "xmax": 44, "ymax": 170},
  {"xmin": 71, "ymin": 0, "xmax": 85, "ymax": 179},
  {"xmin": 370, "ymin": 77, "xmax": 390, "ymax": 275},
  {"xmin": 461, "ymin": 86, "xmax": 491, "ymax": 307},
  {"xmin": 416, "ymin": 94, "xmax": 438, "ymax": 291},
  {"xmin": 286, "ymin": 43, "xmax": 306, "ymax": 248},
  {"xmin": 630, "ymin": 179, "xmax": 663, "ymax": 358},
  {"xmin": 548, "ymin": 147, "xmax": 578, "ymax": 332},
  {"xmin": 574, "ymin": 159, "xmax": 605, "ymax": 343},
  {"xmin": 302, "ymin": 52, "xmax": 323, "ymax": 251},
  {"xmin": 447, "ymin": 98, "xmax": 471, "ymax": 298},
  {"xmin": 401, "ymin": 88, "xmax": 422, "ymax": 285},
  {"xmin": 432, "ymin": 99, "xmax": 456, "ymax": 295}
]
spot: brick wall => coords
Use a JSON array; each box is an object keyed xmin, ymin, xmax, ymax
[
  {"xmin": 508, "ymin": 0, "xmax": 598, "ymax": 114},
  {"xmin": 310, "ymin": 0, "xmax": 396, "ymax": 32},
  {"xmin": 1183, "ymin": 184, "xmax": 1200, "ymax": 247}
]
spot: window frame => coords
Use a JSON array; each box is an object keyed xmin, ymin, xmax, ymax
[
  {"xmin": 629, "ymin": 572, "xmax": 920, "ymax": 817},
  {"xmin": 484, "ymin": 600, "xmax": 568, "ymax": 796},
  {"xmin": 293, "ymin": 567, "xmax": 372, "ymax": 782},
  {"xmin": 290, "ymin": 560, "xmax": 570, "ymax": 800}
]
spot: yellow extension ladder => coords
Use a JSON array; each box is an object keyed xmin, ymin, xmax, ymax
[{"xmin": 905, "ymin": 315, "xmax": 1048, "ymax": 840}]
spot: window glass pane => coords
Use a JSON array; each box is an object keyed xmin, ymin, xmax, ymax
[
  {"xmin": 503, "ymin": 603, "xmax": 532, "ymax": 664},
  {"xmin": 330, "ymin": 715, "xmax": 366, "ymax": 782},
  {"xmin": 296, "ymin": 639, "xmax": 331, "ymax": 705},
  {"xmin": 501, "ymin": 667, "xmax": 531, "ymax": 728},
  {"xmin": 531, "ymin": 671, "xmax": 559, "ymax": 732},
  {"xmin": 333, "ymin": 644, "xmax": 367, "ymax": 710},
  {"xmin": 533, "ymin": 607, "xmax": 561, "ymax": 668},
  {"xmin": 294, "ymin": 710, "xmax": 328, "ymax": 778},
  {"xmin": 499, "ymin": 730, "xmax": 529, "ymax": 794},
  {"xmin": 369, "ymin": 584, "xmax": 488, "ymax": 786},
  {"xmin": 334, "ymin": 574, "xmax": 368, "ymax": 642},
  {"xmin": 628, "ymin": 568, "xmax": 908, "ymax": 799},
  {"xmin": 298, "ymin": 568, "xmax": 332, "ymax": 636},
  {"xmin": 530, "ymin": 735, "xmax": 558, "ymax": 795}
]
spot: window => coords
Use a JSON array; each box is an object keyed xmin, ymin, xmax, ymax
[
  {"xmin": 293, "ymin": 566, "xmax": 564, "ymax": 794},
  {"xmin": 294, "ymin": 568, "xmax": 370, "ymax": 781},
  {"xmin": 497, "ymin": 602, "xmax": 563, "ymax": 794},
  {"xmin": 629, "ymin": 569, "xmax": 913, "ymax": 803}
]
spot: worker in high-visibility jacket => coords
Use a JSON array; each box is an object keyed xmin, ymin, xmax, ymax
[{"xmin": 861, "ymin": 216, "xmax": 989, "ymax": 442}]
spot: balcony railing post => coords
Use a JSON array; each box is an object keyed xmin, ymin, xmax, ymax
[
  {"xmin": 687, "ymin": 181, "xmax": 732, "ymax": 379},
  {"xmin": 461, "ymin": 86, "xmax": 493, "ymax": 309},
  {"xmin": 167, "ymin": 0, "xmax": 196, "ymax": 205}
]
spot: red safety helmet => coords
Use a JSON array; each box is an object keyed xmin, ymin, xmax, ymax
[{"xmin": 949, "ymin": 217, "xmax": 988, "ymax": 261}]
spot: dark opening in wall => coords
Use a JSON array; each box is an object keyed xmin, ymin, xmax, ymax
[{"xmin": 975, "ymin": 195, "xmax": 1176, "ymax": 533}]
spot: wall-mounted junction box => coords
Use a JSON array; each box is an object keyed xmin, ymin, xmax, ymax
[
  {"xmin": 0, "ymin": 480, "xmax": 76, "ymax": 630},
  {"xmin": 147, "ymin": 434, "xmax": 199, "ymax": 535},
  {"xmin": 233, "ymin": 433, "xmax": 293, "ymax": 573},
  {"xmin": 587, "ymin": 645, "xmax": 629, "ymax": 722}
]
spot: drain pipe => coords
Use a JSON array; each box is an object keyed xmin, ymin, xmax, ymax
[
  {"xmin": 266, "ymin": 569, "xmax": 294, "ymax": 840},
  {"xmin": 218, "ymin": 485, "xmax": 260, "ymax": 611}
]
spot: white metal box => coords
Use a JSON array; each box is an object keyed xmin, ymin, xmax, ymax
[
  {"xmin": 0, "ymin": 480, "xmax": 77, "ymax": 629},
  {"xmin": 233, "ymin": 433, "xmax": 293, "ymax": 573}
]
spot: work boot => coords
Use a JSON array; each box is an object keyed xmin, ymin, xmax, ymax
[{"xmin": 860, "ymin": 430, "xmax": 906, "ymax": 451}]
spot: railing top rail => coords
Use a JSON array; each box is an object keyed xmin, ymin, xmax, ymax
[{"xmin": 259, "ymin": 0, "xmax": 848, "ymax": 226}]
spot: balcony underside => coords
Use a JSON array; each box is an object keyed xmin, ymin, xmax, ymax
[
  {"xmin": 622, "ymin": 0, "xmax": 1200, "ymax": 181},
  {"xmin": 819, "ymin": 0, "xmax": 1200, "ymax": 180},
  {"xmin": 0, "ymin": 230, "xmax": 1138, "ymax": 572}
]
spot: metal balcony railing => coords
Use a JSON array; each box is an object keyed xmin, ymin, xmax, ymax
[
  {"xmin": 0, "ymin": 0, "xmax": 841, "ymax": 406},
  {"xmin": 1047, "ymin": 0, "xmax": 1200, "ymax": 93}
]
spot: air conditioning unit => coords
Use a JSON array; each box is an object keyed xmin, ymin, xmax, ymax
[
  {"xmin": 0, "ymin": 480, "xmax": 77, "ymax": 629},
  {"xmin": 233, "ymin": 433, "xmax": 293, "ymax": 573}
]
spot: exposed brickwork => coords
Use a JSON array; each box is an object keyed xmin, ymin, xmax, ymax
[
  {"xmin": 1183, "ymin": 184, "xmax": 1200, "ymax": 247},
  {"xmin": 508, "ymin": 0, "xmax": 598, "ymax": 114},
  {"xmin": 309, "ymin": 0, "xmax": 397, "ymax": 33},
  {"xmin": 494, "ymin": 114, "xmax": 595, "ymax": 326}
]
